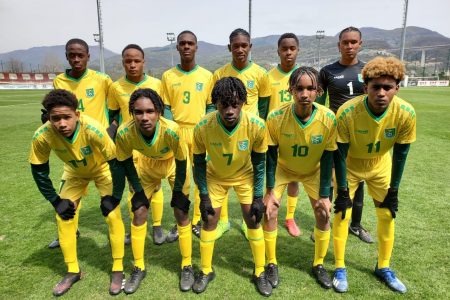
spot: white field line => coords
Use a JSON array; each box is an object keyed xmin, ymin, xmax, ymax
[{"xmin": 0, "ymin": 102, "xmax": 40, "ymax": 108}]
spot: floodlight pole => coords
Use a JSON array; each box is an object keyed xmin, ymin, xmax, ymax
[
  {"xmin": 399, "ymin": 0, "xmax": 409, "ymax": 62},
  {"xmin": 249, "ymin": 0, "xmax": 252, "ymax": 61},
  {"xmin": 96, "ymin": 0, "xmax": 105, "ymax": 73},
  {"xmin": 166, "ymin": 33, "xmax": 176, "ymax": 66},
  {"xmin": 316, "ymin": 30, "xmax": 325, "ymax": 70}
]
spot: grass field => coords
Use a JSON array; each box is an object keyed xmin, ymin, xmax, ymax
[{"xmin": 0, "ymin": 87, "xmax": 449, "ymax": 299}]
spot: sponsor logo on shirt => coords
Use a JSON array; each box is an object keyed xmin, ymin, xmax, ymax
[
  {"xmin": 238, "ymin": 140, "xmax": 249, "ymax": 151},
  {"xmin": 210, "ymin": 142, "xmax": 222, "ymax": 147},
  {"xmin": 196, "ymin": 82, "xmax": 203, "ymax": 91},
  {"xmin": 356, "ymin": 129, "xmax": 368, "ymax": 134},
  {"xmin": 247, "ymin": 80, "xmax": 255, "ymax": 89},
  {"xmin": 282, "ymin": 133, "xmax": 294, "ymax": 138},
  {"xmin": 384, "ymin": 128, "xmax": 396, "ymax": 138},
  {"xmin": 172, "ymin": 82, "xmax": 181, "ymax": 87},
  {"xmin": 333, "ymin": 75, "xmax": 344, "ymax": 79},
  {"xmin": 311, "ymin": 135, "xmax": 323, "ymax": 144},
  {"xmin": 86, "ymin": 88, "xmax": 94, "ymax": 98},
  {"xmin": 80, "ymin": 146, "xmax": 93, "ymax": 156}
]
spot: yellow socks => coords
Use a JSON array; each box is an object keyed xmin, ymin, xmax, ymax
[
  {"xmin": 376, "ymin": 207, "xmax": 395, "ymax": 269},
  {"xmin": 57, "ymin": 210, "xmax": 79, "ymax": 273},
  {"xmin": 313, "ymin": 227, "xmax": 330, "ymax": 266},
  {"xmin": 105, "ymin": 206, "xmax": 125, "ymax": 272},
  {"xmin": 178, "ymin": 223, "xmax": 192, "ymax": 268},
  {"xmin": 286, "ymin": 195, "xmax": 298, "ymax": 220},
  {"xmin": 131, "ymin": 222, "xmax": 147, "ymax": 270},
  {"xmin": 264, "ymin": 229, "xmax": 278, "ymax": 265},
  {"xmin": 192, "ymin": 186, "xmax": 201, "ymax": 225},
  {"xmin": 151, "ymin": 189, "xmax": 163, "ymax": 226},
  {"xmin": 248, "ymin": 228, "xmax": 265, "ymax": 277},
  {"xmin": 200, "ymin": 228, "xmax": 216, "ymax": 274},
  {"xmin": 219, "ymin": 194, "xmax": 229, "ymax": 223},
  {"xmin": 332, "ymin": 208, "xmax": 352, "ymax": 268}
]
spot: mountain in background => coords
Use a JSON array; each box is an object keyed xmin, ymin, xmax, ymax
[{"xmin": 1, "ymin": 26, "xmax": 449, "ymax": 79}]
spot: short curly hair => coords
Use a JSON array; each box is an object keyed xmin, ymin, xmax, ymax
[
  {"xmin": 362, "ymin": 56, "xmax": 405, "ymax": 84},
  {"xmin": 42, "ymin": 89, "xmax": 78, "ymax": 112}
]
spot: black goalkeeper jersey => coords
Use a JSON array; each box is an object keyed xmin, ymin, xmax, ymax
[{"xmin": 319, "ymin": 60, "xmax": 365, "ymax": 113}]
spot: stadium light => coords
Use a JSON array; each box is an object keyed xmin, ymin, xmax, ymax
[
  {"xmin": 316, "ymin": 30, "xmax": 325, "ymax": 70},
  {"xmin": 96, "ymin": 0, "xmax": 105, "ymax": 73},
  {"xmin": 399, "ymin": 0, "xmax": 409, "ymax": 62},
  {"xmin": 249, "ymin": 0, "xmax": 252, "ymax": 61},
  {"xmin": 167, "ymin": 32, "xmax": 176, "ymax": 66}
]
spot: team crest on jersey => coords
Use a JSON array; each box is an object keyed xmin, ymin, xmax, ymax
[
  {"xmin": 247, "ymin": 80, "xmax": 255, "ymax": 89},
  {"xmin": 238, "ymin": 140, "xmax": 249, "ymax": 151},
  {"xmin": 358, "ymin": 74, "xmax": 364, "ymax": 82},
  {"xmin": 196, "ymin": 82, "xmax": 203, "ymax": 91},
  {"xmin": 311, "ymin": 135, "xmax": 323, "ymax": 144},
  {"xmin": 86, "ymin": 88, "xmax": 94, "ymax": 98},
  {"xmin": 384, "ymin": 128, "xmax": 396, "ymax": 138},
  {"xmin": 80, "ymin": 146, "xmax": 93, "ymax": 156}
]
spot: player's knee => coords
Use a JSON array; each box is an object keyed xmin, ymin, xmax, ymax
[
  {"xmin": 376, "ymin": 207, "xmax": 393, "ymax": 221},
  {"xmin": 173, "ymin": 207, "xmax": 189, "ymax": 225},
  {"xmin": 131, "ymin": 191, "xmax": 149, "ymax": 212},
  {"xmin": 287, "ymin": 182, "xmax": 299, "ymax": 195},
  {"xmin": 133, "ymin": 206, "xmax": 148, "ymax": 225},
  {"xmin": 100, "ymin": 196, "xmax": 120, "ymax": 217},
  {"xmin": 315, "ymin": 207, "xmax": 328, "ymax": 222}
]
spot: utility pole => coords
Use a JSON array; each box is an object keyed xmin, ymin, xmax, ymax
[
  {"xmin": 249, "ymin": 0, "xmax": 252, "ymax": 61},
  {"xmin": 96, "ymin": 0, "xmax": 105, "ymax": 73},
  {"xmin": 399, "ymin": 0, "xmax": 409, "ymax": 62}
]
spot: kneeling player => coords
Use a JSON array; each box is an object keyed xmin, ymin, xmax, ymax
[
  {"xmin": 331, "ymin": 57, "xmax": 416, "ymax": 293},
  {"xmin": 192, "ymin": 77, "xmax": 271, "ymax": 296},
  {"xmin": 30, "ymin": 90, "xmax": 125, "ymax": 296},
  {"xmin": 114, "ymin": 88, "xmax": 193, "ymax": 293},
  {"xmin": 264, "ymin": 67, "xmax": 336, "ymax": 289}
]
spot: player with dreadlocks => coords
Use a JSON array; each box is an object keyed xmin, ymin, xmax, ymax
[
  {"xmin": 264, "ymin": 66, "xmax": 337, "ymax": 290},
  {"xmin": 192, "ymin": 77, "xmax": 271, "ymax": 296}
]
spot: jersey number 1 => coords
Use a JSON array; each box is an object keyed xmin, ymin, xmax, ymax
[{"xmin": 347, "ymin": 82, "xmax": 354, "ymax": 95}]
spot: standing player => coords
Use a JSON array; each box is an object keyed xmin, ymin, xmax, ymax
[
  {"xmin": 211, "ymin": 28, "xmax": 271, "ymax": 238},
  {"xmin": 267, "ymin": 33, "xmax": 302, "ymax": 237},
  {"xmin": 317, "ymin": 27, "xmax": 373, "ymax": 243},
  {"xmin": 30, "ymin": 90, "xmax": 125, "ymax": 296},
  {"xmin": 161, "ymin": 31, "xmax": 215, "ymax": 239},
  {"xmin": 264, "ymin": 67, "xmax": 336, "ymax": 290},
  {"xmin": 192, "ymin": 77, "xmax": 272, "ymax": 296},
  {"xmin": 114, "ymin": 88, "xmax": 193, "ymax": 293},
  {"xmin": 47, "ymin": 38, "xmax": 113, "ymax": 249},
  {"xmin": 108, "ymin": 44, "xmax": 169, "ymax": 245},
  {"xmin": 331, "ymin": 57, "xmax": 415, "ymax": 294}
]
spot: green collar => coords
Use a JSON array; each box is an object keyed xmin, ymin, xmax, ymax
[
  {"xmin": 276, "ymin": 64, "xmax": 298, "ymax": 75},
  {"xmin": 231, "ymin": 61, "xmax": 253, "ymax": 74},
  {"xmin": 364, "ymin": 96, "xmax": 389, "ymax": 121},
  {"xmin": 216, "ymin": 111, "xmax": 241, "ymax": 136},
  {"xmin": 125, "ymin": 74, "xmax": 148, "ymax": 86},
  {"xmin": 176, "ymin": 64, "xmax": 198, "ymax": 75},
  {"xmin": 63, "ymin": 121, "xmax": 80, "ymax": 144},
  {"xmin": 138, "ymin": 120, "xmax": 159, "ymax": 146},
  {"xmin": 291, "ymin": 103, "xmax": 317, "ymax": 128},
  {"xmin": 65, "ymin": 69, "xmax": 88, "ymax": 82}
]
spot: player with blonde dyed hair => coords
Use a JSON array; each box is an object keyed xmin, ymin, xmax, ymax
[{"xmin": 332, "ymin": 56, "xmax": 415, "ymax": 294}]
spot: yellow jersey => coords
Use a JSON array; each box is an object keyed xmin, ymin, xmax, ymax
[
  {"xmin": 161, "ymin": 64, "xmax": 213, "ymax": 127},
  {"xmin": 267, "ymin": 102, "xmax": 337, "ymax": 176},
  {"xmin": 267, "ymin": 65, "xmax": 299, "ymax": 113},
  {"xmin": 116, "ymin": 117, "xmax": 187, "ymax": 162},
  {"xmin": 29, "ymin": 115, "xmax": 116, "ymax": 177},
  {"xmin": 336, "ymin": 95, "xmax": 416, "ymax": 159},
  {"xmin": 108, "ymin": 74, "xmax": 161, "ymax": 124},
  {"xmin": 193, "ymin": 110, "xmax": 267, "ymax": 183},
  {"xmin": 211, "ymin": 62, "xmax": 271, "ymax": 115}
]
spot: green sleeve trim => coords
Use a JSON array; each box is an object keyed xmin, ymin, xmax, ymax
[
  {"xmin": 107, "ymin": 158, "xmax": 126, "ymax": 199},
  {"xmin": 193, "ymin": 153, "xmax": 208, "ymax": 195},
  {"xmin": 206, "ymin": 104, "xmax": 216, "ymax": 114},
  {"xmin": 164, "ymin": 105, "xmax": 174, "ymax": 121},
  {"xmin": 31, "ymin": 162, "xmax": 58, "ymax": 203},
  {"xmin": 251, "ymin": 151, "xmax": 266, "ymax": 198},
  {"xmin": 266, "ymin": 145, "xmax": 278, "ymax": 189},
  {"xmin": 334, "ymin": 142, "xmax": 349, "ymax": 189},
  {"xmin": 121, "ymin": 157, "xmax": 143, "ymax": 192},
  {"xmin": 319, "ymin": 150, "xmax": 334, "ymax": 197},
  {"xmin": 258, "ymin": 96, "xmax": 270, "ymax": 120},
  {"xmin": 391, "ymin": 143, "xmax": 410, "ymax": 189},
  {"xmin": 108, "ymin": 109, "xmax": 120, "ymax": 125},
  {"xmin": 316, "ymin": 90, "xmax": 327, "ymax": 105},
  {"xmin": 174, "ymin": 159, "xmax": 187, "ymax": 192}
]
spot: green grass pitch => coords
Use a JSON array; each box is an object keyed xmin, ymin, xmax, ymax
[{"xmin": 0, "ymin": 87, "xmax": 449, "ymax": 299}]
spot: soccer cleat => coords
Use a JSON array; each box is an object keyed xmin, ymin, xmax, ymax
[
  {"xmin": 109, "ymin": 271, "xmax": 125, "ymax": 296},
  {"xmin": 284, "ymin": 219, "xmax": 301, "ymax": 237},
  {"xmin": 241, "ymin": 221, "xmax": 249, "ymax": 240},
  {"xmin": 312, "ymin": 264, "xmax": 332, "ymax": 289},
  {"xmin": 166, "ymin": 224, "xmax": 179, "ymax": 243},
  {"xmin": 216, "ymin": 220, "xmax": 231, "ymax": 239},
  {"xmin": 179, "ymin": 265, "xmax": 195, "ymax": 292},
  {"xmin": 124, "ymin": 267, "xmax": 146, "ymax": 294},
  {"xmin": 49, "ymin": 229, "xmax": 80, "ymax": 249},
  {"xmin": 192, "ymin": 221, "xmax": 201, "ymax": 238},
  {"xmin": 152, "ymin": 226, "xmax": 166, "ymax": 245},
  {"xmin": 52, "ymin": 271, "xmax": 81, "ymax": 296},
  {"xmin": 349, "ymin": 225, "xmax": 374, "ymax": 244},
  {"xmin": 374, "ymin": 266, "xmax": 407, "ymax": 293},
  {"xmin": 266, "ymin": 263, "xmax": 279, "ymax": 288},
  {"xmin": 332, "ymin": 268, "xmax": 348, "ymax": 293},
  {"xmin": 192, "ymin": 270, "xmax": 215, "ymax": 294},
  {"xmin": 253, "ymin": 271, "xmax": 273, "ymax": 297},
  {"xmin": 124, "ymin": 233, "xmax": 131, "ymax": 246}
]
